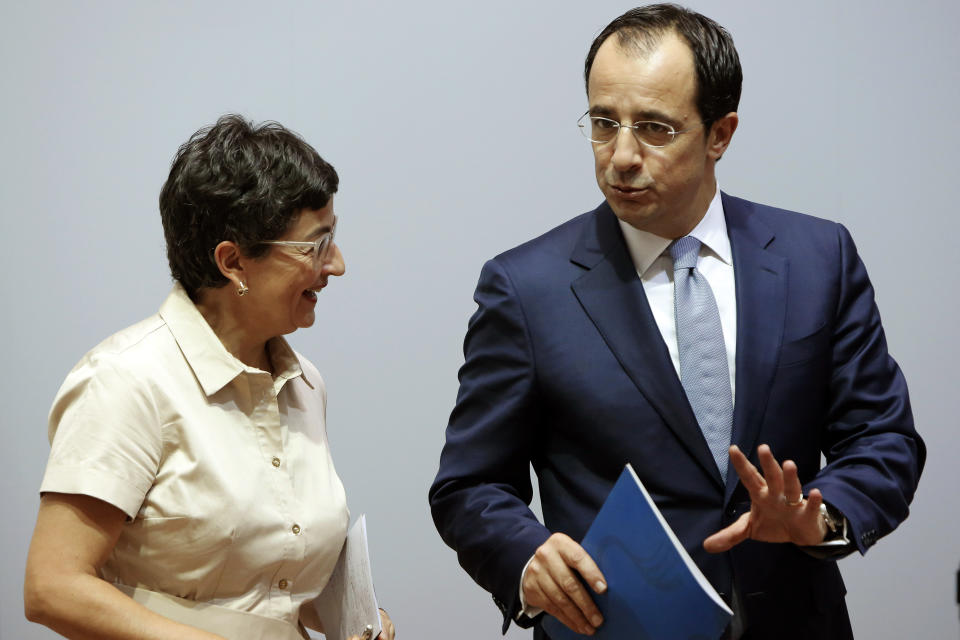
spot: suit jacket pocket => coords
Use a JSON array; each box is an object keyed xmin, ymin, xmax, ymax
[{"xmin": 778, "ymin": 321, "xmax": 828, "ymax": 368}]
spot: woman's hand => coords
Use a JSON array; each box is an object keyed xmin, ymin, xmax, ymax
[
  {"xmin": 348, "ymin": 608, "xmax": 395, "ymax": 640},
  {"xmin": 376, "ymin": 608, "xmax": 395, "ymax": 640}
]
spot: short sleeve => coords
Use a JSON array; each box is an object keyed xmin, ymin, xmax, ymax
[{"xmin": 40, "ymin": 355, "xmax": 163, "ymax": 519}]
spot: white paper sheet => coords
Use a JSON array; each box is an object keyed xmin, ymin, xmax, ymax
[{"xmin": 311, "ymin": 515, "xmax": 381, "ymax": 640}]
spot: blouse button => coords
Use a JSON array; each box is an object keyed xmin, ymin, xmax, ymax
[
  {"xmin": 292, "ymin": 524, "xmax": 301, "ymax": 535},
  {"xmin": 272, "ymin": 457, "xmax": 281, "ymax": 468},
  {"xmin": 278, "ymin": 579, "xmax": 289, "ymax": 590}
]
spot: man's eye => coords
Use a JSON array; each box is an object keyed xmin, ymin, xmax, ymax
[
  {"xmin": 593, "ymin": 118, "xmax": 617, "ymax": 129},
  {"xmin": 639, "ymin": 121, "xmax": 672, "ymax": 135}
]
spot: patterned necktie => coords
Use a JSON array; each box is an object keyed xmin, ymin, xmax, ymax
[{"xmin": 670, "ymin": 236, "xmax": 733, "ymax": 482}]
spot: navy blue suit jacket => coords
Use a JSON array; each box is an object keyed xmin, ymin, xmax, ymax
[{"xmin": 429, "ymin": 194, "xmax": 924, "ymax": 638}]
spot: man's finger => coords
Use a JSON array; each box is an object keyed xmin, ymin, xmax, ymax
[
  {"xmin": 557, "ymin": 538, "xmax": 608, "ymax": 595},
  {"xmin": 540, "ymin": 578, "xmax": 596, "ymax": 635},
  {"xmin": 524, "ymin": 577, "xmax": 578, "ymax": 631},
  {"xmin": 527, "ymin": 564, "xmax": 595, "ymax": 635},
  {"xmin": 703, "ymin": 512, "xmax": 750, "ymax": 553},
  {"xmin": 803, "ymin": 488, "xmax": 824, "ymax": 518},
  {"xmin": 540, "ymin": 539, "xmax": 604, "ymax": 630},
  {"xmin": 791, "ymin": 489, "xmax": 827, "ymax": 544},
  {"xmin": 729, "ymin": 445, "xmax": 765, "ymax": 494},
  {"xmin": 781, "ymin": 460, "xmax": 803, "ymax": 503},
  {"xmin": 757, "ymin": 445, "xmax": 785, "ymax": 498}
]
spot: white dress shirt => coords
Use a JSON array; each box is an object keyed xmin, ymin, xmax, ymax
[
  {"xmin": 617, "ymin": 186, "xmax": 737, "ymax": 399},
  {"xmin": 40, "ymin": 283, "xmax": 349, "ymax": 630}
]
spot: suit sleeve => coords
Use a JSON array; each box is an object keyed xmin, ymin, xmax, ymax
[
  {"xmin": 807, "ymin": 223, "xmax": 925, "ymax": 554},
  {"xmin": 429, "ymin": 258, "xmax": 552, "ymax": 631}
]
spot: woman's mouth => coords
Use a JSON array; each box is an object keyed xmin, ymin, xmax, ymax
[{"xmin": 303, "ymin": 285, "xmax": 324, "ymax": 302}]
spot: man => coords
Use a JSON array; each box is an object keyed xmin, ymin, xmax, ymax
[{"xmin": 429, "ymin": 5, "xmax": 924, "ymax": 639}]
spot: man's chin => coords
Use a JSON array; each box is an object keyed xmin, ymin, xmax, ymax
[{"xmin": 607, "ymin": 199, "xmax": 659, "ymax": 230}]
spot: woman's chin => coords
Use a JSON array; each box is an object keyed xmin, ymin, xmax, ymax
[{"xmin": 295, "ymin": 309, "xmax": 316, "ymax": 329}]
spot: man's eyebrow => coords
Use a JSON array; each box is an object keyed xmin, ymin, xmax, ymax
[
  {"xmin": 635, "ymin": 109, "xmax": 681, "ymax": 125},
  {"xmin": 588, "ymin": 105, "xmax": 617, "ymax": 118},
  {"xmin": 588, "ymin": 105, "xmax": 683, "ymax": 127}
]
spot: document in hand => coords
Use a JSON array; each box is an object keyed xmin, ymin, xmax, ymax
[
  {"xmin": 311, "ymin": 514, "xmax": 382, "ymax": 640},
  {"xmin": 541, "ymin": 464, "xmax": 733, "ymax": 640}
]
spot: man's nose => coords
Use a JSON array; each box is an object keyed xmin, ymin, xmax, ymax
[{"xmin": 609, "ymin": 126, "xmax": 644, "ymax": 172}]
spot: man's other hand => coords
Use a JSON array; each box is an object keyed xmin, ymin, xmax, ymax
[
  {"xmin": 522, "ymin": 532, "xmax": 607, "ymax": 635},
  {"xmin": 704, "ymin": 444, "xmax": 828, "ymax": 553}
]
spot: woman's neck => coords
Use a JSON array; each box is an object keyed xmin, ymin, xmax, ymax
[{"xmin": 194, "ymin": 289, "xmax": 272, "ymax": 373}]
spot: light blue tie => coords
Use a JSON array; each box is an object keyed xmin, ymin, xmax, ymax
[{"xmin": 670, "ymin": 236, "xmax": 733, "ymax": 482}]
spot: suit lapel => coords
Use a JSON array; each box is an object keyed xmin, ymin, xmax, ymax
[
  {"xmin": 722, "ymin": 193, "xmax": 788, "ymax": 496},
  {"xmin": 570, "ymin": 203, "xmax": 724, "ymax": 489}
]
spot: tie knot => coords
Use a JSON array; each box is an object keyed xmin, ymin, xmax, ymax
[{"xmin": 670, "ymin": 236, "xmax": 701, "ymax": 271}]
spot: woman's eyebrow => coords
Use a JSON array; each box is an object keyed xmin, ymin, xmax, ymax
[{"xmin": 303, "ymin": 215, "xmax": 337, "ymax": 240}]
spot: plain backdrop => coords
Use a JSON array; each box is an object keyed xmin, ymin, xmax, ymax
[{"xmin": 2, "ymin": 2, "xmax": 958, "ymax": 638}]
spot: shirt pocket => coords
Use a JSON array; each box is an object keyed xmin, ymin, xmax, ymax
[{"xmin": 108, "ymin": 515, "xmax": 236, "ymax": 602}]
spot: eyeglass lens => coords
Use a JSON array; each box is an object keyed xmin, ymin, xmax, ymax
[
  {"xmin": 583, "ymin": 117, "xmax": 676, "ymax": 147},
  {"xmin": 314, "ymin": 231, "xmax": 336, "ymax": 266}
]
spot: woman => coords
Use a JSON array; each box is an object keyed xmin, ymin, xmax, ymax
[{"xmin": 24, "ymin": 115, "xmax": 395, "ymax": 640}]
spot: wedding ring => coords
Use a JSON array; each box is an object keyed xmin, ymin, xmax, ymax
[{"xmin": 785, "ymin": 495, "xmax": 804, "ymax": 507}]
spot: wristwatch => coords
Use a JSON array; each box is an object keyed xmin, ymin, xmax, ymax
[{"xmin": 819, "ymin": 502, "xmax": 845, "ymax": 541}]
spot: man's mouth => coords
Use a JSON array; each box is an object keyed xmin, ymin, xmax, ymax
[{"xmin": 611, "ymin": 184, "xmax": 652, "ymax": 200}]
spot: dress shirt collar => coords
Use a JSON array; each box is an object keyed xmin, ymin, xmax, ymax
[
  {"xmin": 159, "ymin": 283, "xmax": 308, "ymax": 396},
  {"xmin": 617, "ymin": 186, "xmax": 732, "ymax": 275}
]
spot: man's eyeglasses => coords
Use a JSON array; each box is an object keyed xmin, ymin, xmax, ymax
[
  {"xmin": 261, "ymin": 221, "xmax": 337, "ymax": 268},
  {"xmin": 577, "ymin": 112, "xmax": 702, "ymax": 148}
]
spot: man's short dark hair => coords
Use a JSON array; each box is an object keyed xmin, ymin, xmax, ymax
[
  {"xmin": 584, "ymin": 3, "xmax": 742, "ymax": 128},
  {"xmin": 159, "ymin": 114, "xmax": 339, "ymax": 299}
]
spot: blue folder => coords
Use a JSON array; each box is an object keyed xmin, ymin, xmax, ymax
[{"xmin": 541, "ymin": 464, "xmax": 732, "ymax": 640}]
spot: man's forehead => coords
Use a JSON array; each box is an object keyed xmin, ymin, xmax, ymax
[
  {"xmin": 589, "ymin": 32, "xmax": 693, "ymax": 82},
  {"xmin": 587, "ymin": 33, "xmax": 697, "ymax": 114},
  {"xmin": 611, "ymin": 26, "xmax": 670, "ymax": 62}
]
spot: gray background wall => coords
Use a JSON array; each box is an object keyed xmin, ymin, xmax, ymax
[{"xmin": 2, "ymin": 1, "xmax": 957, "ymax": 638}]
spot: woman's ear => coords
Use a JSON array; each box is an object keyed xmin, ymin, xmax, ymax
[{"xmin": 212, "ymin": 241, "xmax": 247, "ymax": 292}]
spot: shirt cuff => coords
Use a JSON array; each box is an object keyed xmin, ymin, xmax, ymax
[{"xmin": 517, "ymin": 555, "xmax": 544, "ymax": 620}]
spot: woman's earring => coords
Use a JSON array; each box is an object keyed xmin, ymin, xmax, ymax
[{"xmin": 236, "ymin": 282, "xmax": 249, "ymax": 297}]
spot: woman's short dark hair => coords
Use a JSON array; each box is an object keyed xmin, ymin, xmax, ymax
[
  {"xmin": 584, "ymin": 4, "xmax": 742, "ymax": 128},
  {"xmin": 159, "ymin": 114, "xmax": 339, "ymax": 299}
]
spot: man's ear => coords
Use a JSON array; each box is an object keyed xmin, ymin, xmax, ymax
[
  {"xmin": 707, "ymin": 111, "xmax": 738, "ymax": 161},
  {"xmin": 212, "ymin": 241, "xmax": 247, "ymax": 291}
]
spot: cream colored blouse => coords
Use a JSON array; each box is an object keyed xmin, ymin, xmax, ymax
[{"xmin": 40, "ymin": 283, "xmax": 349, "ymax": 632}]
